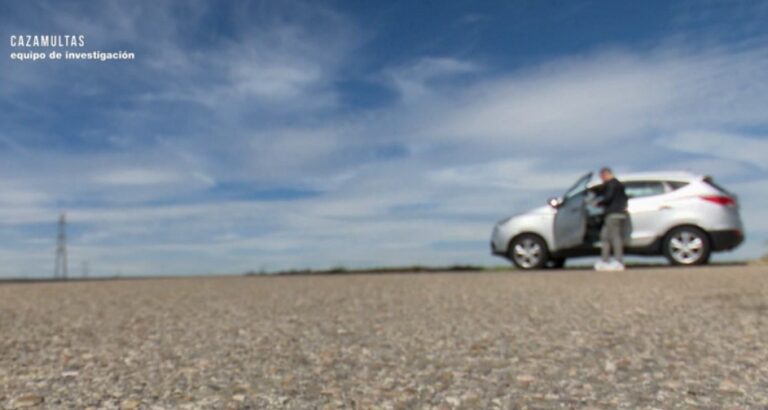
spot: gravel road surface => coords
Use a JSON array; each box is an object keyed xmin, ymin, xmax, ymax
[{"xmin": 1, "ymin": 265, "xmax": 767, "ymax": 409}]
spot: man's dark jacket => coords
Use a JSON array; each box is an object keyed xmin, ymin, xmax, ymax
[{"xmin": 599, "ymin": 178, "xmax": 628, "ymax": 215}]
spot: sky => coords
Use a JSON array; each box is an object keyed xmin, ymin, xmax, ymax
[{"xmin": 1, "ymin": 0, "xmax": 768, "ymax": 277}]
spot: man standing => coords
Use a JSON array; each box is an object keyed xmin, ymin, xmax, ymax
[{"xmin": 595, "ymin": 167, "xmax": 629, "ymax": 271}]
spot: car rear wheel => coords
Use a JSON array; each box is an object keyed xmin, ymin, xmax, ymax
[
  {"xmin": 663, "ymin": 226, "xmax": 711, "ymax": 266},
  {"xmin": 508, "ymin": 234, "xmax": 550, "ymax": 270}
]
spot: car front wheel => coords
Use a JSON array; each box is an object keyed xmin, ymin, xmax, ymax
[
  {"xmin": 663, "ymin": 226, "xmax": 711, "ymax": 266},
  {"xmin": 508, "ymin": 234, "xmax": 550, "ymax": 270}
]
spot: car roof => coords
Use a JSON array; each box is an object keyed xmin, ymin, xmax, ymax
[
  {"xmin": 617, "ymin": 171, "xmax": 702, "ymax": 182},
  {"xmin": 586, "ymin": 171, "xmax": 702, "ymax": 187}
]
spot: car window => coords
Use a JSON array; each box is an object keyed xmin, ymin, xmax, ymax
[
  {"xmin": 563, "ymin": 173, "xmax": 592, "ymax": 200},
  {"xmin": 666, "ymin": 181, "xmax": 689, "ymax": 191},
  {"xmin": 624, "ymin": 181, "xmax": 666, "ymax": 198},
  {"xmin": 704, "ymin": 176, "xmax": 732, "ymax": 195}
]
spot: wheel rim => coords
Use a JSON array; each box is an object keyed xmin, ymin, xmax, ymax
[
  {"xmin": 513, "ymin": 238, "xmax": 542, "ymax": 268},
  {"xmin": 669, "ymin": 230, "xmax": 705, "ymax": 264}
]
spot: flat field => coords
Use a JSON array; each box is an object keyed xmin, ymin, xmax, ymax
[{"xmin": 1, "ymin": 266, "xmax": 767, "ymax": 409}]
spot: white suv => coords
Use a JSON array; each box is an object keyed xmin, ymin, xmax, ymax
[{"xmin": 490, "ymin": 171, "xmax": 744, "ymax": 269}]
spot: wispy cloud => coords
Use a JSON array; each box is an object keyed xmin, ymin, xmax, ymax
[
  {"xmin": 94, "ymin": 169, "xmax": 187, "ymax": 186},
  {"xmin": 410, "ymin": 48, "xmax": 768, "ymax": 151},
  {"xmin": 659, "ymin": 131, "xmax": 768, "ymax": 170},
  {"xmin": 386, "ymin": 57, "xmax": 479, "ymax": 100}
]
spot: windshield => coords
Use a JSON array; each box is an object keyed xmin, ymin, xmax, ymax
[{"xmin": 563, "ymin": 172, "xmax": 593, "ymax": 200}]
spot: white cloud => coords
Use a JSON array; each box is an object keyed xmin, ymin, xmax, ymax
[
  {"xmin": 658, "ymin": 131, "xmax": 768, "ymax": 170},
  {"xmin": 231, "ymin": 63, "xmax": 322, "ymax": 100},
  {"xmin": 403, "ymin": 48, "xmax": 768, "ymax": 153},
  {"xmin": 386, "ymin": 57, "xmax": 479, "ymax": 100},
  {"xmin": 246, "ymin": 128, "xmax": 344, "ymax": 180},
  {"xmin": 0, "ymin": 183, "xmax": 49, "ymax": 206},
  {"xmin": 434, "ymin": 57, "xmax": 668, "ymax": 144},
  {"xmin": 94, "ymin": 169, "xmax": 184, "ymax": 186},
  {"xmin": 146, "ymin": 4, "xmax": 357, "ymax": 112},
  {"xmin": 429, "ymin": 159, "xmax": 581, "ymax": 190}
]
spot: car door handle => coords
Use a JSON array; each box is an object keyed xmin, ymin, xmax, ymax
[{"xmin": 658, "ymin": 205, "xmax": 672, "ymax": 211}]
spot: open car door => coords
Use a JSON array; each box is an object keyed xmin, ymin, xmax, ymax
[{"xmin": 553, "ymin": 172, "xmax": 592, "ymax": 250}]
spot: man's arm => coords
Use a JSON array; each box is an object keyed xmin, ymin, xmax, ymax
[{"xmin": 598, "ymin": 181, "xmax": 616, "ymax": 207}]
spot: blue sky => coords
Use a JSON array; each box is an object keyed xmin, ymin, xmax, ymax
[{"xmin": 1, "ymin": 0, "xmax": 768, "ymax": 277}]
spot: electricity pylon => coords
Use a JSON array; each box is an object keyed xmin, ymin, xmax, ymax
[{"xmin": 54, "ymin": 213, "xmax": 68, "ymax": 280}]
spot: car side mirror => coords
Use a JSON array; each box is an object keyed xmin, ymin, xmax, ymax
[{"xmin": 548, "ymin": 197, "xmax": 562, "ymax": 208}]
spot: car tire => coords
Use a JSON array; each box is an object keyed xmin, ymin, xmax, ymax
[
  {"xmin": 508, "ymin": 234, "xmax": 550, "ymax": 270},
  {"xmin": 663, "ymin": 226, "xmax": 711, "ymax": 266}
]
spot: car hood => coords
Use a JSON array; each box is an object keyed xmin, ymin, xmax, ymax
[
  {"xmin": 498, "ymin": 205, "xmax": 554, "ymax": 225},
  {"xmin": 525, "ymin": 205, "xmax": 556, "ymax": 216}
]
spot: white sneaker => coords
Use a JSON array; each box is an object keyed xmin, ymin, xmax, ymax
[
  {"xmin": 607, "ymin": 260, "xmax": 626, "ymax": 271},
  {"xmin": 594, "ymin": 260, "xmax": 610, "ymax": 271}
]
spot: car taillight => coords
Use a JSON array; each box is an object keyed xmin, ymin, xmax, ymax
[{"xmin": 701, "ymin": 195, "xmax": 736, "ymax": 206}]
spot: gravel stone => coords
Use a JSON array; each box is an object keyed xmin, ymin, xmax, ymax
[
  {"xmin": 1, "ymin": 265, "xmax": 767, "ymax": 408},
  {"xmin": 11, "ymin": 394, "xmax": 44, "ymax": 408}
]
